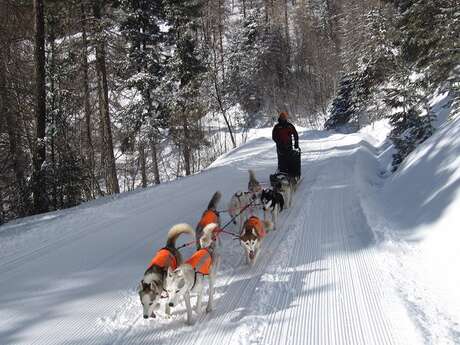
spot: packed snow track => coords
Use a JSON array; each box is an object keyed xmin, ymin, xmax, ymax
[{"xmin": 0, "ymin": 128, "xmax": 423, "ymax": 344}]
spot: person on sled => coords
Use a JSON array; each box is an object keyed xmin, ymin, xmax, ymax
[{"xmin": 272, "ymin": 111, "xmax": 300, "ymax": 178}]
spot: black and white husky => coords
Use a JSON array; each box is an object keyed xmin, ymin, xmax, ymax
[
  {"xmin": 260, "ymin": 189, "xmax": 284, "ymax": 230},
  {"xmin": 138, "ymin": 223, "xmax": 194, "ymax": 319},
  {"xmin": 164, "ymin": 223, "xmax": 218, "ymax": 325},
  {"xmin": 270, "ymin": 173, "xmax": 294, "ymax": 208}
]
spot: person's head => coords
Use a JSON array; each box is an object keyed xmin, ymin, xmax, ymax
[{"xmin": 278, "ymin": 111, "xmax": 288, "ymax": 122}]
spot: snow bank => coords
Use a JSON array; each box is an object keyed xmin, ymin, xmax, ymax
[{"xmin": 358, "ymin": 98, "xmax": 460, "ymax": 343}]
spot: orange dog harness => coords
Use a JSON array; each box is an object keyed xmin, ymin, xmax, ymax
[
  {"xmin": 148, "ymin": 248, "xmax": 177, "ymax": 270},
  {"xmin": 245, "ymin": 216, "xmax": 266, "ymax": 238},
  {"xmin": 186, "ymin": 248, "xmax": 212, "ymax": 275},
  {"xmin": 198, "ymin": 210, "xmax": 219, "ymax": 229}
]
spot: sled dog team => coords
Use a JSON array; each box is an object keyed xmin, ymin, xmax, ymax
[{"xmin": 138, "ymin": 170, "xmax": 299, "ymax": 325}]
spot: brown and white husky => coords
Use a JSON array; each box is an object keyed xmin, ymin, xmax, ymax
[
  {"xmin": 240, "ymin": 216, "xmax": 273, "ymax": 266},
  {"xmin": 165, "ymin": 223, "xmax": 218, "ymax": 325},
  {"xmin": 138, "ymin": 223, "xmax": 193, "ymax": 319}
]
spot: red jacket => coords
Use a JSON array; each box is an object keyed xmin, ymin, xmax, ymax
[{"xmin": 272, "ymin": 120, "xmax": 299, "ymax": 149}]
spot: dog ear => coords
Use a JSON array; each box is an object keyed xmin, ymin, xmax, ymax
[
  {"xmin": 252, "ymin": 228, "xmax": 257, "ymax": 237},
  {"xmin": 167, "ymin": 267, "xmax": 173, "ymax": 276}
]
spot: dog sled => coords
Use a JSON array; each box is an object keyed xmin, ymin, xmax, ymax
[{"xmin": 272, "ymin": 148, "xmax": 302, "ymax": 187}]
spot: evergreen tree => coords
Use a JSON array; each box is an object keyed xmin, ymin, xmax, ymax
[
  {"xmin": 385, "ymin": 63, "xmax": 434, "ymax": 171},
  {"xmin": 324, "ymin": 74, "xmax": 357, "ymax": 131},
  {"xmin": 163, "ymin": 0, "xmax": 208, "ymax": 176},
  {"xmin": 117, "ymin": 0, "xmax": 167, "ymax": 186},
  {"xmin": 382, "ymin": 0, "xmax": 457, "ymax": 170},
  {"xmin": 226, "ymin": 11, "xmax": 268, "ymax": 116}
]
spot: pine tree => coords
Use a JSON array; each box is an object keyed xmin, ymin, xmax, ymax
[
  {"xmin": 382, "ymin": 0, "xmax": 457, "ymax": 170},
  {"xmin": 337, "ymin": 3, "xmax": 396, "ymax": 127},
  {"xmin": 118, "ymin": 0, "xmax": 166, "ymax": 186},
  {"xmin": 161, "ymin": 0, "xmax": 208, "ymax": 176},
  {"xmin": 226, "ymin": 11, "xmax": 267, "ymax": 115},
  {"xmin": 324, "ymin": 74, "xmax": 357, "ymax": 131},
  {"xmin": 385, "ymin": 62, "xmax": 434, "ymax": 171},
  {"xmin": 45, "ymin": 3, "xmax": 85, "ymax": 209}
]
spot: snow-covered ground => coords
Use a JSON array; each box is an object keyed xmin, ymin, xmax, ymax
[{"xmin": 1, "ymin": 99, "xmax": 459, "ymax": 344}]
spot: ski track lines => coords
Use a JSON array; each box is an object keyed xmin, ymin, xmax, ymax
[{"xmin": 257, "ymin": 154, "xmax": 399, "ymax": 345}]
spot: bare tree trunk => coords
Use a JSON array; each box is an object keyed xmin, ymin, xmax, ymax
[
  {"xmin": 32, "ymin": 0, "xmax": 48, "ymax": 214},
  {"xmin": 264, "ymin": 0, "xmax": 271, "ymax": 22},
  {"xmin": 284, "ymin": 0, "xmax": 290, "ymax": 47},
  {"xmin": 93, "ymin": 1, "xmax": 119, "ymax": 194},
  {"xmin": 150, "ymin": 135, "xmax": 161, "ymax": 185},
  {"xmin": 48, "ymin": 19, "xmax": 58, "ymax": 210},
  {"xmin": 213, "ymin": 76, "xmax": 237, "ymax": 148},
  {"xmin": 210, "ymin": 32, "xmax": 236, "ymax": 148},
  {"xmin": 218, "ymin": 0, "xmax": 225, "ymax": 81},
  {"xmin": 81, "ymin": 2, "xmax": 97, "ymax": 198},
  {"xmin": 182, "ymin": 114, "xmax": 191, "ymax": 176},
  {"xmin": 139, "ymin": 142, "xmax": 147, "ymax": 188}
]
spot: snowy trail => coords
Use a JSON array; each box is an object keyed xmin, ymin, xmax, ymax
[{"xmin": 0, "ymin": 130, "xmax": 424, "ymax": 344}]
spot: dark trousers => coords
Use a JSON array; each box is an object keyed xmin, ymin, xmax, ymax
[{"xmin": 277, "ymin": 146, "xmax": 301, "ymax": 177}]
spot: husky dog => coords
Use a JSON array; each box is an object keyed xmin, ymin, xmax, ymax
[
  {"xmin": 195, "ymin": 191, "xmax": 221, "ymax": 250},
  {"xmin": 228, "ymin": 191, "xmax": 255, "ymax": 231},
  {"xmin": 248, "ymin": 169, "xmax": 262, "ymax": 194},
  {"xmin": 240, "ymin": 216, "xmax": 273, "ymax": 266},
  {"xmin": 138, "ymin": 223, "xmax": 194, "ymax": 319},
  {"xmin": 165, "ymin": 223, "xmax": 218, "ymax": 325},
  {"xmin": 260, "ymin": 189, "xmax": 284, "ymax": 230},
  {"xmin": 270, "ymin": 173, "xmax": 294, "ymax": 208}
]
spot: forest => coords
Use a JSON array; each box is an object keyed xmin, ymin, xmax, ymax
[{"xmin": 0, "ymin": 0, "xmax": 458, "ymax": 223}]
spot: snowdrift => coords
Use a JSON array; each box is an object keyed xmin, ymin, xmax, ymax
[{"xmin": 360, "ymin": 99, "xmax": 460, "ymax": 343}]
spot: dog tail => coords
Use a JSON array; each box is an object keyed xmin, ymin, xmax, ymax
[
  {"xmin": 202, "ymin": 223, "xmax": 219, "ymax": 238},
  {"xmin": 166, "ymin": 223, "xmax": 194, "ymax": 248},
  {"xmin": 207, "ymin": 191, "xmax": 222, "ymax": 210},
  {"xmin": 248, "ymin": 169, "xmax": 258, "ymax": 184},
  {"xmin": 263, "ymin": 220, "xmax": 274, "ymax": 232}
]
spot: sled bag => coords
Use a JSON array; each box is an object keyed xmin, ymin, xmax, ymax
[{"xmin": 276, "ymin": 149, "xmax": 301, "ymax": 178}]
